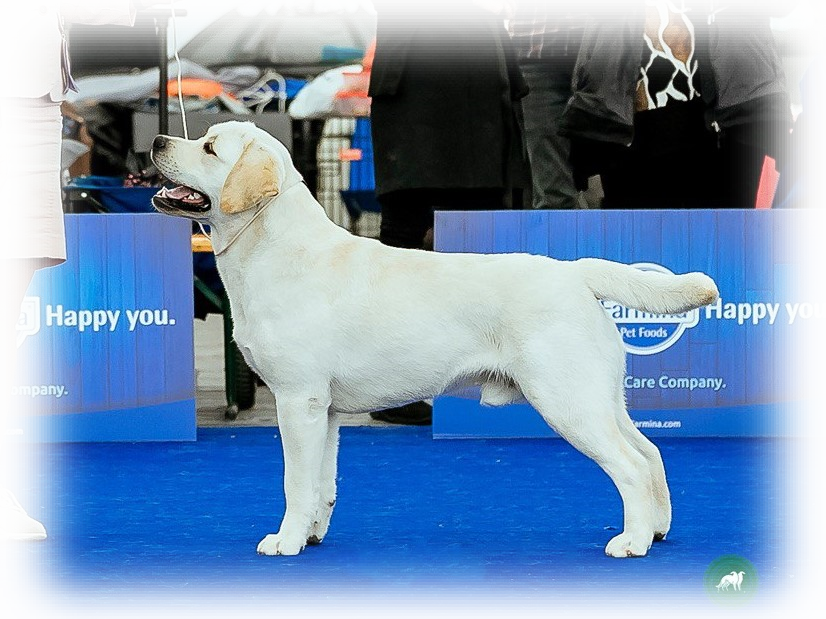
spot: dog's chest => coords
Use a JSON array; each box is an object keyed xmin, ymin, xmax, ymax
[
  {"xmin": 231, "ymin": 321, "xmax": 276, "ymax": 378},
  {"xmin": 234, "ymin": 338, "xmax": 262, "ymax": 376},
  {"xmin": 228, "ymin": 297, "xmax": 315, "ymax": 382}
]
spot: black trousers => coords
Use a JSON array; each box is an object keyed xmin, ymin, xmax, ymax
[
  {"xmin": 518, "ymin": 59, "xmax": 580, "ymax": 209},
  {"xmin": 378, "ymin": 188, "xmax": 506, "ymax": 249},
  {"xmin": 600, "ymin": 104, "xmax": 765, "ymax": 209}
]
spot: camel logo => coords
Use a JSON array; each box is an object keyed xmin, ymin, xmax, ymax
[
  {"xmin": 16, "ymin": 296, "xmax": 41, "ymax": 348},
  {"xmin": 704, "ymin": 555, "xmax": 757, "ymax": 603},
  {"xmin": 603, "ymin": 263, "xmax": 700, "ymax": 356}
]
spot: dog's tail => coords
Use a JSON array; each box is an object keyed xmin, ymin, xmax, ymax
[{"xmin": 578, "ymin": 258, "xmax": 718, "ymax": 314}]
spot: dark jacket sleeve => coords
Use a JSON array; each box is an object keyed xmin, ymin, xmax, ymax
[
  {"xmin": 582, "ymin": 0, "xmax": 644, "ymax": 19},
  {"xmin": 732, "ymin": 0, "xmax": 800, "ymax": 17},
  {"xmin": 373, "ymin": 0, "xmax": 475, "ymax": 15}
]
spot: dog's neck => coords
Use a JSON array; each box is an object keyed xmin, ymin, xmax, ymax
[
  {"xmin": 206, "ymin": 176, "xmax": 345, "ymax": 258},
  {"xmin": 210, "ymin": 180, "xmax": 302, "ymax": 257}
]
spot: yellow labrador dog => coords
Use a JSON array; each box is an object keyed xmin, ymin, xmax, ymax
[{"xmin": 151, "ymin": 121, "xmax": 718, "ymax": 559}]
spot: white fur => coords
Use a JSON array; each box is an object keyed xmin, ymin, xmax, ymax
[{"xmin": 151, "ymin": 121, "xmax": 719, "ymax": 559}]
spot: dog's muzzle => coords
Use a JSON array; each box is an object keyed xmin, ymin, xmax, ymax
[
  {"xmin": 152, "ymin": 185, "xmax": 211, "ymax": 213},
  {"xmin": 150, "ymin": 135, "xmax": 211, "ymax": 214},
  {"xmin": 152, "ymin": 135, "xmax": 170, "ymax": 151}
]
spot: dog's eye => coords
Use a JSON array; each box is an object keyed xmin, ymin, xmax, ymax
[{"xmin": 203, "ymin": 141, "xmax": 217, "ymax": 156}]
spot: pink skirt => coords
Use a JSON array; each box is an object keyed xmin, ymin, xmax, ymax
[{"xmin": 0, "ymin": 97, "xmax": 66, "ymax": 262}]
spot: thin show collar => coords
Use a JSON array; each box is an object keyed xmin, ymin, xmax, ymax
[{"xmin": 201, "ymin": 179, "xmax": 304, "ymax": 257}]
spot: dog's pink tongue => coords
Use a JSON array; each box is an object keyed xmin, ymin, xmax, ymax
[
  {"xmin": 165, "ymin": 185, "xmax": 204, "ymax": 203},
  {"xmin": 166, "ymin": 185, "xmax": 197, "ymax": 200}
]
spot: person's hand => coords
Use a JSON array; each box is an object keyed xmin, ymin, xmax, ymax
[
  {"xmin": 473, "ymin": 0, "xmax": 516, "ymax": 19},
  {"xmin": 0, "ymin": 144, "xmax": 9, "ymax": 191}
]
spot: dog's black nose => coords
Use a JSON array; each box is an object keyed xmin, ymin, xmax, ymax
[{"xmin": 152, "ymin": 135, "xmax": 169, "ymax": 151}]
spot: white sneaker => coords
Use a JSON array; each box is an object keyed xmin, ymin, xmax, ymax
[{"xmin": 1, "ymin": 490, "xmax": 47, "ymax": 541}]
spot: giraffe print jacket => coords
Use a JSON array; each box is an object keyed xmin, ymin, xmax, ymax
[{"xmin": 561, "ymin": 0, "xmax": 799, "ymax": 145}]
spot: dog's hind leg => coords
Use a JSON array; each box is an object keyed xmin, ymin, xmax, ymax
[
  {"xmin": 257, "ymin": 391, "xmax": 331, "ymax": 556},
  {"xmin": 613, "ymin": 395, "xmax": 671, "ymax": 541},
  {"xmin": 558, "ymin": 377, "xmax": 671, "ymax": 543},
  {"xmin": 307, "ymin": 413, "xmax": 340, "ymax": 545},
  {"xmin": 517, "ymin": 360, "xmax": 655, "ymax": 558},
  {"xmin": 535, "ymin": 399, "xmax": 654, "ymax": 556}
]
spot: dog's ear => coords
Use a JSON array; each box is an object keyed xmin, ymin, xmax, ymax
[{"xmin": 220, "ymin": 142, "xmax": 280, "ymax": 214}]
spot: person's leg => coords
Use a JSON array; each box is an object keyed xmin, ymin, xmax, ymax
[
  {"xmin": 378, "ymin": 189, "xmax": 434, "ymax": 250},
  {"xmin": 703, "ymin": 140, "xmax": 765, "ymax": 208},
  {"xmin": 593, "ymin": 98, "xmax": 670, "ymax": 209},
  {"xmin": 599, "ymin": 141, "xmax": 711, "ymax": 209},
  {"xmin": 605, "ymin": 121, "xmax": 715, "ymax": 210},
  {"xmin": 1, "ymin": 260, "xmax": 47, "ymax": 541},
  {"xmin": 518, "ymin": 60, "xmax": 580, "ymax": 210},
  {"xmin": 600, "ymin": 148, "xmax": 668, "ymax": 209},
  {"xmin": 602, "ymin": 104, "xmax": 718, "ymax": 209}
]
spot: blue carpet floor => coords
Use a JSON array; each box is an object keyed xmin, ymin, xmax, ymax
[{"xmin": 22, "ymin": 427, "xmax": 788, "ymax": 601}]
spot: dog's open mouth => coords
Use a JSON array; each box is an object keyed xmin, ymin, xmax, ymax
[{"xmin": 152, "ymin": 185, "xmax": 211, "ymax": 213}]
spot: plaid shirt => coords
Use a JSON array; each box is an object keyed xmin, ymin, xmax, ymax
[{"xmin": 510, "ymin": 0, "xmax": 586, "ymax": 60}]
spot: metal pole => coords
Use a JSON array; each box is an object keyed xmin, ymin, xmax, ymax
[
  {"xmin": 157, "ymin": 15, "xmax": 169, "ymax": 136},
  {"xmin": 148, "ymin": 8, "xmax": 186, "ymax": 135}
]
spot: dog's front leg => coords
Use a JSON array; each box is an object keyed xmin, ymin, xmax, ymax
[
  {"xmin": 257, "ymin": 392, "xmax": 330, "ymax": 556},
  {"xmin": 307, "ymin": 413, "xmax": 340, "ymax": 545}
]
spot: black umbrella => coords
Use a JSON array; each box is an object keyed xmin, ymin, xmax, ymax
[{"xmin": 178, "ymin": 5, "xmax": 376, "ymax": 78}]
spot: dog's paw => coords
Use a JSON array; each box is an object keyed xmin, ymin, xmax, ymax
[
  {"xmin": 652, "ymin": 506, "xmax": 671, "ymax": 542},
  {"xmin": 257, "ymin": 533, "xmax": 305, "ymax": 556},
  {"xmin": 307, "ymin": 500, "xmax": 335, "ymax": 546},
  {"xmin": 305, "ymin": 523, "xmax": 327, "ymax": 546},
  {"xmin": 653, "ymin": 528, "xmax": 669, "ymax": 542},
  {"xmin": 652, "ymin": 516, "xmax": 671, "ymax": 542},
  {"xmin": 604, "ymin": 532, "xmax": 651, "ymax": 558}
]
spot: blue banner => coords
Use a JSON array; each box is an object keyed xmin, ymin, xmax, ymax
[
  {"xmin": 12, "ymin": 214, "xmax": 196, "ymax": 442},
  {"xmin": 433, "ymin": 209, "xmax": 805, "ymax": 438}
]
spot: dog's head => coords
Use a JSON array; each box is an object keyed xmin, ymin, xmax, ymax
[{"xmin": 150, "ymin": 120, "xmax": 289, "ymax": 223}]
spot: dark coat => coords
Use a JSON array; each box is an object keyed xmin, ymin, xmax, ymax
[
  {"xmin": 559, "ymin": 2, "xmax": 793, "ymax": 147},
  {"xmin": 367, "ymin": 4, "xmax": 528, "ymax": 198}
]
